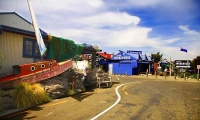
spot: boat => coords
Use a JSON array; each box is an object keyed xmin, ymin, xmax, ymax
[
  {"xmin": 0, "ymin": 60, "xmax": 72, "ymax": 89},
  {"xmin": 0, "ymin": 0, "xmax": 73, "ymax": 89}
]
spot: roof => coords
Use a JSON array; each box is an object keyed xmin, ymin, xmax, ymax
[
  {"xmin": 0, "ymin": 24, "xmax": 48, "ymax": 39},
  {"xmin": 0, "ymin": 12, "xmax": 48, "ymax": 39},
  {"xmin": 110, "ymin": 50, "xmax": 152, "ymax": 62},
  {"xmin": 0, "ymin": 12, "xmax": 31, "ymax": 25},
  {"xmin": 110, "ymin": 51, "xmax": 138, "ymax": 60},
  {"xmin": 97, "ymin": 52, "xmax": 112, "ymax": 59}
]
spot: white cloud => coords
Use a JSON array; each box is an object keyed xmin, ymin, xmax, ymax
[
  {"xmin": 0, "ymin": 0, "xmax": 199, "ymax": 61},
  {"xmin": 179, "ymin": 25, "xmax": 200, "ymax": 36}
]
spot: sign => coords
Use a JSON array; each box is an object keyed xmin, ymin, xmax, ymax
[
  {"xmin": 112, "ymin": 56, "xmax": 131, "ymax": 60},
  {"xmin": 197, "ymin": 65, "xmax": 200, "ymax": 69},
  {"xmin": 175, "ymin": 60, "xmax": 190, "ymax": 68},
  {"xmin": 127, "ymin": 50, "xmax": 142, "ymax": 54}
]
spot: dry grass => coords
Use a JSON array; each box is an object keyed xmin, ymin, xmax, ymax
[
  {"xmin": 12, "ymin": 82, "xmax": 51, "ymax": 108},
  {"xmin": 31, "ymin": 83, "xmax": 51, "ymax": 104}
]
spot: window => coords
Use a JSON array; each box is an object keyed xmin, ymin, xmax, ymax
[{"xmin": 23, "ymin": 38, "xmax": 48, "ymax": 58}]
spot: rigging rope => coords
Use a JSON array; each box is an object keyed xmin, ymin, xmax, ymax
[{"xmin": 38, "ymin": 0, "xmax": 64, "ymax": 38}]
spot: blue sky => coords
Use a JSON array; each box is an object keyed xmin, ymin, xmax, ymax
[{"xmin": 0, "ymin": 0, "xmax": 200, "ymax": 61}]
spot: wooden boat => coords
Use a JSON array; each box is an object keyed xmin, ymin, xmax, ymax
[
  {"xmin": 0, "ymin": 1, "xmax": 75, "ymax": 89},
  {"xmin": 0, "ymin": 59, "xmax": 72, "ymax": 89}
]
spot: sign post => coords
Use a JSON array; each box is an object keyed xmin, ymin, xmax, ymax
[{"xmin": 197, "ymin": 65, "xmax": 200, "ymax": 81}]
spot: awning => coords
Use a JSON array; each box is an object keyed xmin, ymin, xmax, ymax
[{"xmin": 97, "ymin": 52, "xmax": 112, "ymax": 59}]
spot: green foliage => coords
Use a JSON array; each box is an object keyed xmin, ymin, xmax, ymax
[
  {"xmin": 66, "ymin": 89, "xmax": 75, "ymax": 96},
  {"xmin": 178, "ymin": 73, "xmax": 184, "ymax": 78},
  {"xmin": 12, "ymin": 82, "xmax": 51, "ymax": 108},
  {"xmin": 151, "ymin": 52, "xmax": 163, "ymax": 63},
  {"xmin": 191, "ymin": 55, "xmax": 200, "ymax": 73},
  {"xmin": 189, "ymin": 74, "xmax": 197, "ymax": 79}
]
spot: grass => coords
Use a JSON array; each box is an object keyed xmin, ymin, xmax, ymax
[{"xmin": 12, "ymin": 82, "xmax": 51, "ymax": 108}]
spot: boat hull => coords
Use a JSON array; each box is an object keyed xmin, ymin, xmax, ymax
[{"xmin": 0, "ymin": 60, "xmax": 72, "ymax": 89}]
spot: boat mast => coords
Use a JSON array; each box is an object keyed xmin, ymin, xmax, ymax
[{"xmin": 27, "ymin": 0, "xmax": 47, "ymax": 58}]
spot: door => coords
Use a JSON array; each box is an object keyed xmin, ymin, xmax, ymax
[{"xmin": 108, "ymin": 64, "xmax": 113, "ymax": 75}]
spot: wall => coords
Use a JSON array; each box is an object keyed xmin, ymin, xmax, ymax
[
  {"xmin": 0, "ymin": 31, "xmax": 34, "ymax": 74},
  {"xmin": 111, "ymin": 60, "xmax": 138, "ymax": 75}
]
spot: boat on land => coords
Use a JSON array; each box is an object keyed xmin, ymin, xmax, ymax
[
  {"xmin": 0, "ymin": 59, "xmax": 72, "ymax": 89},
  {"xmin": 0, "ymin": 0, "xmax": 73, "ymax": 89}
]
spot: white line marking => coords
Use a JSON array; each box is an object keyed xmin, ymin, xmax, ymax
[
  {"xmin": 116, "ymin": 76, "xmax": 120, "ymax": 80},
  {"xmin": 45, "ymin": 112, "xmax": 53, "ymax": 116},
  {"xmin": 90, "ymin": 82, "xmax": 133, "ymax": 120}
]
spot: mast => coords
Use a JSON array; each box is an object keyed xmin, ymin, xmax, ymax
[{"xmin": 27, "ymin": 0, "xmax": 47, "ymax": 57}]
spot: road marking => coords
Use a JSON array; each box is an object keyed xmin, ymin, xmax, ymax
[
  {"xmin": 116, "ymin": 76, "xmax": 120, "ymax": 80},
  {"xmin": 45, "ymin": 112, "xmax": 53, "ymax": 116},
  {"xmin": 90, "ymin": 82, "xmax": 134, "ymax": 120},
  {"xmin": 122, "ymin": 86, "xmax": 126, "ymax": 91},
  {"xmin": 124, "ymin": 91, "xmax": 128, "ymax": 95},
  {"xmin": 47, "ymin": 100, "xmax": 68, "ymax": 107},
  {"xmin": 122, "ymin": 86, "xmax": 128, "ymax": 95},
  {"xmin": 96, "ymin": 89, "xmax": 105, "ymax": 93}
]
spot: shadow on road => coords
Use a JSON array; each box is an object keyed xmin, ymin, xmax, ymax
[{"xmin": 0, "ymin": 106, "xmax": 43, "ymax": 120}]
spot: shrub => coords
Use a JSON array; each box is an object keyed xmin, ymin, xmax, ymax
[
  {"xmin": 12, "ymin": 82, "xmax": 51, "ymax": 108},
  {"xmin": 31, "ymin": 83, "xmax": 51, "ymax": 104},
  {"xmin": 67, "ymin": 89, "xmax": 75, "ymax": 96},
  {"xmin": 179, "ymin": 73, "xmax": 184, "ymax": 78}
]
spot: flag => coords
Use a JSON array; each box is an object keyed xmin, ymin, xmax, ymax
[{"xmin": 180, "ymin": 47, "xmax": 187, "ymax": 53}]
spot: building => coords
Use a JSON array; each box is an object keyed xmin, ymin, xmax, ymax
[
  {"xmin": 0, "ymin": 12, "xmax": 48, "ymax": 74},
  {"xmin": 109, "ymin": 50, "xmax": 152, "ymax": 75},
  {"xmin": 96, "ymin": 52, "xmax": 112, "ymax": 72}
]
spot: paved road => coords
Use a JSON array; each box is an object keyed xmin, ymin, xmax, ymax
[{"xmin": 1, "ymin": 76, "xmax": 200, "ymax": 120}]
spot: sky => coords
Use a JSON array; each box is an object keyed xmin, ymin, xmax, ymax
[{"xmin": 0, "ymin": 0, "xmax": 200, "ymax": 61}]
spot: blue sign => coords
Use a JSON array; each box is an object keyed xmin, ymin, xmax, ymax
[
  {"xmin": 112, "ymin": 55, "xmax": 131, "ymax": 60},
  {"xmin": 127, "ymin": 50, "xmax": 142, "ymax": 54}
]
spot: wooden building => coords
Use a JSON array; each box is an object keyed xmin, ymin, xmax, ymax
[{"xmin": 0, "ymin": 12, "xmax": 48, "ymax": 74}]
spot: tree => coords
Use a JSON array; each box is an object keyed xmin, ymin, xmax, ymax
[
  {"xmin": 191, "ymin": 55, "xmax": 200, "ymax": 73},
  {"xmin": 151, "ymin": 52, "xmax": 163, "ymax": 74},
  {"xmin": 151, "ymin": 52, "xmax": 163, "ymax": 63}
]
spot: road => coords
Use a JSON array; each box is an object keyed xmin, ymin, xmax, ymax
[{"xmin": 1, "ymin": 76, "xmax": 200, "ymax": 120}]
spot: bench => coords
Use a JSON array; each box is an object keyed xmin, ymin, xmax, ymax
[{"xmin": 96, "ymin": 72, "xmax": 112, "ymax": 88}]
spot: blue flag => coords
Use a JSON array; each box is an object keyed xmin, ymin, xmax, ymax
[{"xmin": 180, "ymin": 47, "xmax": 187, "ymax": 53}]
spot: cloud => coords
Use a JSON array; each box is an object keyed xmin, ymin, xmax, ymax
[
  {"xmin": 0, "ymin": 0, "xmax": 199, "ymax": 61},
  {"xmin": 179, "ymin": 25, "xmax": 200, "ymax": 36}
]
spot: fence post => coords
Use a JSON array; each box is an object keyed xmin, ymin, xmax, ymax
[
  {"xmin": 155, "ymin": 71, "xmax": 157, "ymax": 78},
  {"xmin": 146, "ymin": 69, "xmax": 148, "ymax": 77}
]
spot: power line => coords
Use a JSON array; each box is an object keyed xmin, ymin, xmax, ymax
[{"xmin": 38, "ymin": 0, "xmax": 64, "ymax": 37}]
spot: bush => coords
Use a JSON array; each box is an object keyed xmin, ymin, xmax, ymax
[
  {"xmin": 179, "ymin": 73, "xmax": 184, "ymax": 78},
  {"xmin": 67, "ymin": 89, "xmax": 75, "ymax": 96},
  {"xmin": 190, "ymin": 74, "xmax": 197, "ymax": 79},
  {"xmin": 12, "ymin": 82, "xmax": 51, "ymax": 108},
  {"xmin": 31, "ymin": 83, "xmax": 51, "ymax": 104}
]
